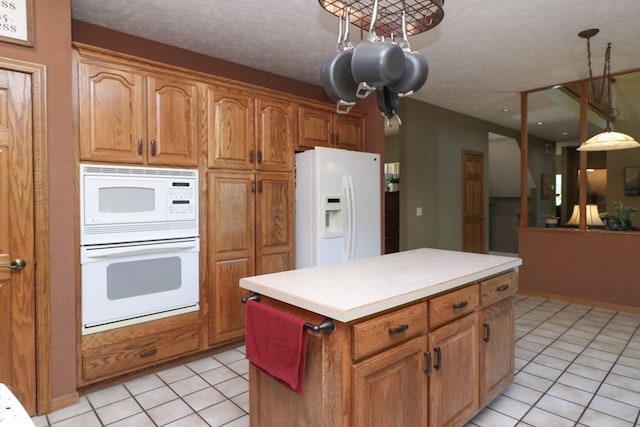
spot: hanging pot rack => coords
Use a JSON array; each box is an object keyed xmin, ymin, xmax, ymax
[{"xmin": 318, "ymin": 0, "xmax": 445, "ymax": 37}]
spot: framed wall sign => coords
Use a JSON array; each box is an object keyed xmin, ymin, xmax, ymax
[
  {"xmin": 0, "ymin": 0, "xmax": 34, "ymax": 47},
  {"xmin": 624, "ymin": 166, "xmax": 640, "ymax": 196}
]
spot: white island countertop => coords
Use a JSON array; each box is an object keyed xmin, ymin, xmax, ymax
[{"xmin": 240, "ymin": 248, "xmax": 522, "ymax": 323}]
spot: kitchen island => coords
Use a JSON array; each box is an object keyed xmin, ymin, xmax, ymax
[{"xmin": 240, "ymin": 248, "xmax": 522, "ymax": 427}]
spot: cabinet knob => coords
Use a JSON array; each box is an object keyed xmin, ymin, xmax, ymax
[
  {"xmin": 150, "ymin": 140, "xmax": 157, "ymax": 156},
  {"xmin": 137, "ymin": 139, "xmax": 143, "ymax": 155},
  {"xmin": 249, "ymin": 150, "xmax": 255, "ymax": 164},
  {"xmin": 497, "ymin": 284, "xmax": 510, "ymax": 292}
]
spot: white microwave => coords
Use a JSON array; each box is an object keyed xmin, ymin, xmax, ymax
[{"xmin": 80, "ymin": 164, "xmax": 199, "ymax": 245}]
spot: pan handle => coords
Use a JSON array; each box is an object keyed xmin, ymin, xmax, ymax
[{"xmin": 367, "ymin": 0, "xmax": 381, "ymax": 42}]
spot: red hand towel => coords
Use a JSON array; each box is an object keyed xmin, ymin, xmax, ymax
[{"xmin": 245, "ymin": 300, "xmax": 308, "ymax": 394}]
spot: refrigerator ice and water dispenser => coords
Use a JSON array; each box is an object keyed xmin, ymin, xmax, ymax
[{"xmin": 322, "ymin": 195, "xmax": 343, "ymax": 238}]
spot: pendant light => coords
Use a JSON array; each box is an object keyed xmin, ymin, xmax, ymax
[{"xmin": 576, "ymin": 29, "xmax": 640, "ymax": 151}]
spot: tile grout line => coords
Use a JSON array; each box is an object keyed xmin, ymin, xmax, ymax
[
  {"xmin": 512, "ymin": 299, "xmax": 640, "ymax": 426},
  {"xmin": 571, "ymin": 317, "xmax": 640, "ymax": 426}
]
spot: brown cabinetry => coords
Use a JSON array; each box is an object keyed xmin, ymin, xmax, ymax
[
  {"xmin": 297, "ymin": 104, "xmax": 364, "ymax": 151},
  {"xmin": 206, "ymin": 84, "xmax": 294, "ymax": 171},
  {"xmin": 207, "ymin": 170, "xmax": 293, "ymax": 345},
  {"xmin": 205, "ymin": 82, "xmax": 295, "ymax": 346},
  {"xmin": 427, "ymin": 312, "xmax": 479, "ymax": 427},
  {"xmin": 248, "ymin": 270, "xmax": 517, "ymax": 427},
  {"xmin": 80, "ymin": 312, "xmax": 200, "ymax": 385},
  {"xmin": 479, "ymin": 270, "xmax": 517, "ymax": 406},
  {"xmin": 352, "ymin": 336, "xmax": 428, "ymax": 427},
  {"xmin": 78, "ymin": 56, "xmax": 198, "ymax": 166},
  {"xmin": 479, "ymin": 297, "xmax": 514, "ymax": 406}
]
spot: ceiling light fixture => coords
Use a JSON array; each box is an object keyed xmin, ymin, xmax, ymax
[
  {"xmin": 318, "ymin": 0, "xmax": 444, "ymax": 37},
  {"xmin": 576, "ymin": 28, "xmax": 640, "ymax": 151}
]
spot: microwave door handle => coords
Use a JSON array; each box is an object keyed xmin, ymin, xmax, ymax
[{"xmin": 83, "ymin": 241, "xmax": 197, "ymax": 259}]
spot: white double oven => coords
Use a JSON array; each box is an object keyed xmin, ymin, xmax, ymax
[{"xmin": 80, "ymin": 164, "xmax": 199, "ymax": 334}]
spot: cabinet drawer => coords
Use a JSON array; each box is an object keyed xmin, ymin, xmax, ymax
[
  {"xmin": 352, "ymin": 302, "xmax": 427, "ymax": 360},
  {"xmin": 82, "ymin": 324, "xmax": 200, "ymax": 382},
  {"xmin": 429, "ymin": 285, "xmax": 479, "ymax": 329},
  {"xmin": 480, "ymin": 271, "xmax": 517, "ymax": 306}
]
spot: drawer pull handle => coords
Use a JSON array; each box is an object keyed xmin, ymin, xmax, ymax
[
  {"xmin": 483, "ymin": 323, "xmax": 491, "ymax": 342},
  {"xmin": 497, "ymin": 284, "xmax": 510, "ymax": 292},
  {"xmin": 388, "ymin": 324, "xmax": 409, "ymax": 335},
  {"xmin": 452, "ymin": 301, "xmax": 468, "ymax": 310},
  {"xmin": 434, "ymin": 347, "xmax": 442, "ymax": 370},
  {"xmin": 139, "ymin": 349, "xmax": 157, "ymax": 358}
]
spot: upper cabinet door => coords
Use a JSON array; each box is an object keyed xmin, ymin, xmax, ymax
[
  {"xmin": 297, "ymin": 105, "xmax": 333, "ymax": 150},
  {"xmin": 255, "ymin": 97, "xmax": 294, "ymax": 172},
  {"xmin": 207, "ymin": 85, "xmax": 255, "ymax": 170},
  {"xmin": 146, "ymin": 75, "xmax": 198, "ymax": 167},
  {"xmin": 334, "ymin": 114, "xmax": 364, "ymax": 151},
  {"xmin": 79, "ymin": 61, "xmax": 146, "ymax": 163},
  {"xmin": 297, "ymin": 104, "xmax": 365, "ymax": 151}
]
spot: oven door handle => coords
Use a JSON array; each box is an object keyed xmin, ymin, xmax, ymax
[{"xmin": 82, "ymin": 241, "xmax": 198, "ymax": 259}]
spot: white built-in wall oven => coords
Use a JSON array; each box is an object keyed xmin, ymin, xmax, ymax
[{"xmin": 80, "ymin": 164, "xmax": 199, "ymax": 334}]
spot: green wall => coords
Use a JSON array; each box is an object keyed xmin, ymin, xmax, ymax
[{"xmin": 397, "ymin": 98, "xmax": 523, "ymax": 251}]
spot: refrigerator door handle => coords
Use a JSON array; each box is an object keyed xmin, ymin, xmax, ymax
[{"xmin": 344, "ymin": 175, "xmax": 357, "ymax": 260}]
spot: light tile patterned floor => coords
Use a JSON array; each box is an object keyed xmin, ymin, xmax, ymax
[{"xmin": 31, "ymin": 295, "xmax": 640, "ymax": 426}]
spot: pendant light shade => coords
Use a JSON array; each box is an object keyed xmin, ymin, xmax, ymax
[
  {"xmin": 576, "ymin": 29, "xmax": 639, "ymax": 152},
  {"xmin": 577, "ymin": 130, "xmax": 640, "ymax": 151}
]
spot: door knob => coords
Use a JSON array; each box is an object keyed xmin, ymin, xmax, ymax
[{"xmin": 0, "ymin": 258, "xmax": 26, "ymax": 271}]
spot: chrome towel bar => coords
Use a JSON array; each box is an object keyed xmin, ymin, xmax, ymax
[{"xmin": 242, "ymin": 293, "xmax": 335, "ymax": 334}]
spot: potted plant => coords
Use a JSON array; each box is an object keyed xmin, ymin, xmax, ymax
[
  {"xmin": 599, "ymin": 201, "xmax": 638, "ymax": 231},
  {"xmin": 542, "ymin": 212, "xmax": 559, "ymax": 228},
  {"xmin": 388, "ymin": 176, "xmax": 399, "ymax": 192}
]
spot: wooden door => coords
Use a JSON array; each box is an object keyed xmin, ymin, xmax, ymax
[
  {"xmin": 207, "ymin": 171, "xmax": 255, "ymax": 345},
  {"xmin": 334, "ymin": 113, "xmax": 364, "ymax": 151},
  {"xmin": 479, "ymin": 297, "xmax": 514, "ymax": 406},
  {"xmin": 255, "ymin": 172, "xmax": 294, "ymax": 275},
  {"xmin": 428, "ymin": 312, "xmax": 479, "ymax": 427},
  {"xmin": 462, "ymin": 150, "xmax": 486, "ymax": 253},
  {"xmin": 256, "ymin": 97, "xmax": 294, "ymax": 172},
  {"xmin": 78, "ymin": 61, "xmax": 146, "ymax": 163},
  {"xmin": 297, "ymin": 105, "xmax": 333, "ymax": 150},
  {"xmin": 146, "ymin": 74, "xmax": 198, "ymax": 167},
  {"xmin": 206, "ymin": 85, "xmax": 255, "ymax": 170},
  {"xmin": 352, "ymin": 337, "xmax": 428, "ymax": 427},
  {"xmin": 0, "ymin": 70, "xmax": 36, "ymax": 413}
]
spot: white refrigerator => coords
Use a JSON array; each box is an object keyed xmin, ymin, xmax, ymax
[{"xmin": 295, "ymin": 147, "xmax": 381, "ymax": 268}]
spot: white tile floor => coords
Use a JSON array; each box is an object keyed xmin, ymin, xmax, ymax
[{"xmin": 31, "ymin": 294, "xmax": 640, "ymax": 426}]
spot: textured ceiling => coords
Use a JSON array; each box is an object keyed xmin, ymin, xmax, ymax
[{"xmin": 71, "ymin": 0, "xmax": 640, "ymax": 142}]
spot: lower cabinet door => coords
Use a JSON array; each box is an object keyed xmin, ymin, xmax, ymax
[
  {"xmin": 428, "ymin": 312, "xmax": 479, "ymax": 427},
  {"xmin": 480, "ymin": 297, "xmax": 515, "ymax": 406},
  {"xmin": 352, "ymin": 336, "xmax": 427, "ymax": 427}
]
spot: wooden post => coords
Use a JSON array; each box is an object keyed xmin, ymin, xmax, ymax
[{"xmin": 519, "ymin": 92, "xmax": 528, "ymax": 228}]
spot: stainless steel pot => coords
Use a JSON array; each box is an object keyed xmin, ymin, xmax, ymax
[
  {"xmin": 387, "ymin": 11, "xmax": 429, "ymax": 96},
  {"xmin": 320, "ymin": 8, "xmax": 358, "ymax": 113},
  {"xmin": 351, "ymin": 0, "xmax": 405, "ymax": 98}
]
